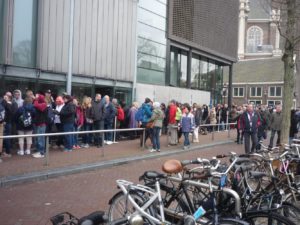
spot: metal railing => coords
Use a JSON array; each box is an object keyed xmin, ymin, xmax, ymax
[
  {"xmin": 0, "ymin": 128, "xmax": 146, "ymax": 166},
  {"xmin": 0, "ymin": 122, "xmax": 237, "ymax": 166}
]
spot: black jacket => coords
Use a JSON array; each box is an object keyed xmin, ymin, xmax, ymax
[
  {"xmin": 92, "ymin": 100, "xmax": 105, "ymax": 121},
  {"xmin": 240, "ymin": 111, "xmax": 261, "ymax": 134},
  {"xmin": 60, "ymin": 101, "xmax": 76, "ymax": 124},
  {"xmin": 2, "ymin": 100, "xmax": 18, "ymax": 123},
  {"xmin": 194, "ymin": 108, "xmax": 202, "ymax": 126}
]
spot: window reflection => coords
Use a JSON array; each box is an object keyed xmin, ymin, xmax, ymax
[
  {"xmin": 180, "ymin": 51, "xmax": 187, "ymax": 88},
  {"xmin": 138, "ymin": 23, "xmax": 166, "ymax": 45},
  {"xmin": 191, "ymin": 56, "xmax": 200, "ymax": 89},
  {"xmin": 137, "ymin": 67, "xmax": 165, "ymax": 84},
  {"xmin": 137, "ymin": 37, "xmax": 166, "ymax": 58},
  {"xmin": 138, "ymin": 7, "xmax": 166, "ymax": 30},
  {"xmin": 12, "ymin": 0, "xmax": 37, "ymax": 67},
  {"xmin": 200, "ymin": 58, "xmax": 208, "ymax": 90},
  {"xmin": 137, "ymin": 53, "xmax": 165, "ymax": 71},
  {"xmin": 139, "ymin": 0, "xmax": 166, "ymax": 17}
]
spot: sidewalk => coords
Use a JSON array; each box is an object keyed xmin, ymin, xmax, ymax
[{"xmin": 0, "ymin": 130, "xmax": 235, "ymax": 185}]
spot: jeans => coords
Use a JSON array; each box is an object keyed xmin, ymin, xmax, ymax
[
  {"xmin": 55, "ymin": 123, "xmax": 64, "ymax": 146},
  {"xmin": 244, "ymin": 132, "xmax": 258, "ymax": 154},
  {"xmin": 140, "ymin": 124, "xmax": 153, "ymax": 147},
  {"xmin": 269, "ymin": 129, "xmax": 281, "ymax": 148},
  {"xmin": 93, "ymin": 120, "xmax": 104, "ymax": 146},
  {"xmin": 35, "ymin": 125, "xmax": 46, "ymax": 155},
  {"xmin": 3, "ymin": 123, "xmax": 12, "ymax": 154},
  {"xmin": 152, "ymin": 127, "xmax": 161, "ymax": 150},
  {"xmin": 83, "ymin": 123, "xmax": 93, "ymax": 144},
  {"xmin": 183, "ymin": 132, "xmax": 190, "ymax": 146},
  {"xmin": 104, "ymin": 122, "xmax": 113, "ymax": 141},
  {"xmin": 73, "ymin": 125, "xmax": 79, "ymax": 146},
  {"xmin": 63, "ymin": 123, "xmax": 74, "ymax": 150}
]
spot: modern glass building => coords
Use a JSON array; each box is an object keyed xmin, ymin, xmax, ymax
[{"xmin": 0, "ymin": 0, "xmax": 239, "ymax": 106}]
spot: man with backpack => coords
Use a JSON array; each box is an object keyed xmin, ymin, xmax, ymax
[{"xmin": 15, "ymin": 97, "xmax": 36, "ymax": 155}]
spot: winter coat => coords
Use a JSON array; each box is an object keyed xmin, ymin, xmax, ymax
[
  {"xmin": 175, "ymin": 107, "xmax": 182, "ymax": 121},
  {"xmin": 129, "ymin": 107, "xmax": 138, "ymax": 128},
  {"xmin": 15, "ymin": 103, "xmax": 36, "ymax": 131},
  {"xmin": 202, "ymin": 107, "xmax": 209, "ymax": 122},
  {"xmin": 150, "ymin": 108, "xmax": 164, "ymax": 128},
  {"xmin": 2, "ymin": 99, "xmax": 18, "ymax": 123},
  {"xmin": 92, "ymin": 100, "xmax": 105, "ymax": 121},
  {"xmin": 141, "ymin": 103, "xmax": 152, "ymax": 125},
  {"xmin": 194, "ymin": 108, "xmax": 202, "ymax": 126},
  {"xmin": 103, "ymin": 102, "xmax": 116, "ymax": 124},
  {"xmin": 240, "ymin": 111, "xmax": 261, "ymax": 134},
  {"xmin": 59, "ymin": 100, "xmax": 76, "ymax": 124},
  {"xmin": 83, "ymin": 107, "xmax": 94, "ymax": 124},
  {"xmin": 221, "ymin": 107, "xmax": 228, "ymax": 121},
  {"xmin": 34, "ymin": 95, "xmax": 48, "ymax": 126},
  {"xmin": 180, "ymin": 112, "xmax": 195, "ymax": 133},
  {"xmin": 168, "ymin": 105, "xmax": 177, "ymax": 124},
  {"xmin": 209, "ymin": 111, "xmax": 217, "ymax": 124},
  {"xmin": 75, "ymin": 106, "xmax": 84, "ymax": 127},
  {"xmin": 54, "ymin": 104, "xmax": 64, "ymax": 124},
  {"xmin": 270, "ymin": 112, "xmax": 283, "ymax": 131}
]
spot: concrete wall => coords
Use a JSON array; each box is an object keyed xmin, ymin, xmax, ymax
[
  {"xmin": 37, "ymin": 0, "xmax": 137, "ymax": 82},
  {"xmin": 136, "ymin": 83, "xmax": 210, "ymax": 105}
]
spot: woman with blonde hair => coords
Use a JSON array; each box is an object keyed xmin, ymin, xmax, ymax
[{"xmin": 81, "ymin": 96, "xmax": 93, "ymax": 148}]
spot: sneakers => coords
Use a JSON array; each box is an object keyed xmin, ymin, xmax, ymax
[
  {"xmin": 32, "ymin": 152, "xmax": 45, "ymax": 158},
  {"xmin": 63, "ymin": 148, "xmax": 73, "ymax": 152},
  {"xmin": 73, "ymin": 145, "xmax": 81, "ymax": 149},
  {"xmin": 149, "ymin": 149, "xmax": 156, "ymax": 153},
  {"xmin": 81, "ymin": 144, "xmax": 89, "ymax": 148},
  {"xmin": 106, "ymin": 141, "xmax": 113, "ymax": 145},
  {"xmin": 17, "ymin": 150, "xmax": 24, "ymax": 156},
  {"xmin": 157, "ymin": 149, "xmax": 161, "ymax": 152},
  {"xmin": 2, "ymin": 152, "xmax": 12, "ymax": 158},
  {"xmin": 25, "ymin": 150, "xmax": 31, "ymax": 155}
]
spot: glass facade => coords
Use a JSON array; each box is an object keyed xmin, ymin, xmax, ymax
[
  {"xmin": 137, "ymin": 0, "xmax": 167, "ymax": 85},
  {"xmin": 12, "ymin": 0, "xmax": 38, "ymax": 67},
  {"xmin": 169, "ymin": 48, "xmax": 188, "ymax": 88}
]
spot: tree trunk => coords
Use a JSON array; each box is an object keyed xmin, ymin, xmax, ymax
[
  {"xmin": 281, "ymin": 52, "xmax": 295, "ymax": 145},
  {"xmin": 280, "ymin": 0, "xmax": 296, "ymax": 145}
]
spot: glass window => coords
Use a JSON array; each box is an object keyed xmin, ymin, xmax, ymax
[
  {"xmin": 139, "ymin": 0, "xmax": 166, "ymax": 17},
  {"xmin": 138, "ymin": 7, "xmax": 166, "ymax": 30},
  {"xmin": 170, "ymin": 50, "xmax": 178, "ymax": 86},
  {"xmin": 208, "ymin": 61, "xmax": 215, "ymax": 90},
  {"xmin": 191, "ymin": 56, "xmax": 200, "ymax": 89},
  {"xmin": 269, "ymin": 87, "xmax": 275, "ymax": 96},
  {"xmin": 276, "ymin": 86, "xmax": 282, "ymax": 96},
  {"xmin": 0, "ymin": 0, "xmax": 4, "ymax": 64},
  {"xmin": 72, "ymin": 84, "xmax": 93, "ymax": 100},
  {"xmin": 251, "ymin": 87, "xmax": 262, "ymax": 97},
  {"xmin": 137, "ymin": 67, "xmax": 165, "ymax": 85},
  {"xmin": 257, "ymin": 87, "xmax": 262, "ymax": 96},
  {"xmin": 250, "ymin": 87, "xmax": 256, "ymax": 97},
  {"xmin": 12, "ymin": 0, "xmax": 38, "ymax": 67},
  {"xmin": 199, "ymin": 58, "xmax": 208, "ymax": 91},
  {"xmin": 138, "ymin": 22, "xmax": 166, "ymax": 45},
  {"xmin": 247, "ymin": 26, "xmax": 263, "ymax": 49},
  {"xmin": 179, "ymin": 51, "xmax": 187, "ymax": 88},
  {"xmin": 137, "ymin": 53, "xmax": 165, "ymax": 72},
  {"xmin": 137, "ymin": 37, "xmax": 166, "ymax": 58},
  {"xmin": 233, "ymin": 87, "xmax": 244, "ymax": 97}
]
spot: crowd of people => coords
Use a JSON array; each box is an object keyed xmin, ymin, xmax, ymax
[{"xmin": 0, "ymin": 89, "xmax": 299, "ymax": 162}]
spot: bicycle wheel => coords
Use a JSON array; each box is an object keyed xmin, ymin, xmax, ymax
[
  {"xmin": 108, "ymin": 190, "xmax": 149, "ymax": 222},
  {"xmin": 245, "ymin": 211, "xmax": 297, "ymax": 225},
  {"xmin": 278, "ymin": 202, "xmax": 300, "ymax": 224}
]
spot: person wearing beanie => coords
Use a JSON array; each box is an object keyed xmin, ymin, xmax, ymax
[{"xmin": 32, "ymin": 93, "xmax": 48, "ymax": 158}]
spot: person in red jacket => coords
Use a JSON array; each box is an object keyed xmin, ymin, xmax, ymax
[
  {"xmin": 32, "ymin": 92, "xmax": 48, "ymax": 158},
  {"xmin": 168, "ymin": 99, "xmax": 178, "ymax": 145},
  {"xmin": 73, "ymin": 98, "xmax": 84, "ymax": 149}
]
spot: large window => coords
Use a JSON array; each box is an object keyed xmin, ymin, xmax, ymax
[
  {"xmin": 269, "ymin": 86, "xmax": 282, "ymax": 97},
  {"xmin": 199, "ymin": 58, "xmax": 208, "ymax": 91},
  {"xmin": 191, "ymin": 56, "xmax": 200, "ymax": 89},
  {"xmin": 250, "ymin": 87, "xmax": 262, "ymax": 97},
  {"xmin": 12, "ymin": 0, "xmax": 38, "ymax": 67},
  {"xmin": 247, "ymin": 26, "xmax": 263, "ymax": 53},
  {"xmin": 169, "ymin": 48, "xmax": 187, "ymax": 88},
  {"xmin": 137, "ymin": 0, "xmax": 167, "ymax": 85},
  {"xmin": 268, "ymin": 100, "xmax": 282, "ymax": 107},
  {"xmin": 233, "ymin": 87, "xmax": 244, "ymax": 97}
]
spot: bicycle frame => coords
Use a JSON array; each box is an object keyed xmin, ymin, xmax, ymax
[{"xmin": 116, "ymin": 179, "xmax": 167, "ymax": 225}]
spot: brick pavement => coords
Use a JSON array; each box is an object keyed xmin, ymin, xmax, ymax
[
  {"xmin": 0, "ymin": 130, "xmax": 235, "ymax": 178},
  {"xmin": 0, "ymin": 141, "xmax": 245, "ymax": 225}
]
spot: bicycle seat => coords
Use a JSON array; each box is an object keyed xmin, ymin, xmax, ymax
[
  {"xmin": 142, "ymin": 171, "xmax": 166, "ymax": 180},
  {"xmin": 162, "ymin": 159, "xmax": 183, "ymax": 174},
  {"xmin": 249, "ymin": 171, "xmax": 268, "ymax": 179}
]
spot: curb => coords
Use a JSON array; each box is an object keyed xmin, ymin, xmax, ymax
[{"xmin": 0, "ymin": 140, "xmax": 233, "ymax": 187}]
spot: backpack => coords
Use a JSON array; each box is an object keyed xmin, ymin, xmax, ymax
[
  {"xmin": 0, "ymin": 104, "xmax": 5, "ymax": 123},
  {"xmin": 19, "ymin": 109, "xmax": 33, "ymax": 128},
  {"xmin": 117, "ymin": 108, "xmax": 125, "ymax": 121},
  {"xmin": 135, "ymin": 107, "xmax": 144, "ymax": 122}
]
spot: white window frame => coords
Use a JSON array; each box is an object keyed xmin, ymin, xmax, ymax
[
  {"xmin": 249, "ymin": 86, "xmax": 263, "ymax": 97},
  {"xmin": 249, "ymin": 100, "xmax": 262, "ymax": 106},
  {"xmin": 233, "ymin": 87, "xmax": 244, "ymax": 97},
  {"xmin": 247, "ymin": 26, "xmax": 263, "ymax": 48},
  {"xmin": 267, "ymin": 100, "xmax": 282, "ymax": 107},
  {"xmin": 268, "ymin": 86, "xmax": 282, "ymax": 97}
]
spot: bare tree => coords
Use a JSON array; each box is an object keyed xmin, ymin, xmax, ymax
[{"xmin": 260, "ymin": 0, "xmax": 300, "ymax": 144}]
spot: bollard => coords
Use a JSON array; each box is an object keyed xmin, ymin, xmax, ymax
[
  {"xmin": 212, "ymin": 125, "xmax": 215, "ymax": 141},
  {"xmin": 44, "ymin": 136, "xmax": 49, "ymax": 166},
  {"xmin": 142, "ymin": 129, "xmax": 146, "ymax": 150}
]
